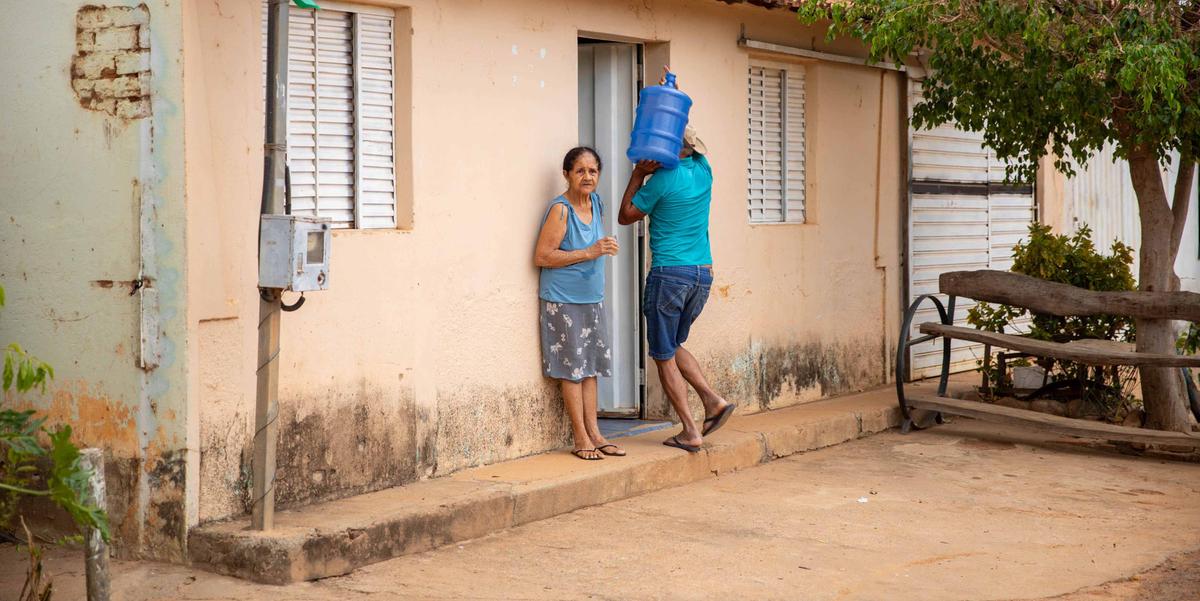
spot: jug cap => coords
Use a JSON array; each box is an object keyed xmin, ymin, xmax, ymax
[{"xmin": 664, "ymin": 72, "xmax": 677, "ymax": 88}]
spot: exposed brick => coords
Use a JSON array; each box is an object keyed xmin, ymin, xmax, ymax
[
  {"xmin": 77, "ymin": 7, "xmax": 113, "ymax": 29},
  {"xmin": 117, "ymin": 99, "xmax": 151, "ymax": 120},
  {"xmin": 93, "ymin": 75, "xmax": 142, "ymax": 99},
  {"xmin": 109, "ymin": 5, "xmax": 150, "ymax": 27},
  {"xmin": 72, "ymin": 78, "xmax": 96, "ymax": 98},
  {"xmin": 72, "ymin": 52, "xmax": 117, "ymax": 79},
  {"xmin": 94, "ymin": 26, "xmax": 138, "ymax": 51},
  {"xmin": 115, "ymin": 50, "xmax": 150, "ymax": 75},
  {"xmin": 90, "ymin": 98, "xmax": 117, "ymax": 114},
  {"xmin": 76, "ymin": 30, "xmax": 97, "ymax": 53},
  {"xmin": 73, "ymin": 6, "xmax": 153, "ymax": 119}
]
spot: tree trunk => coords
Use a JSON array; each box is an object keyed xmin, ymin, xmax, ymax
[{"xmin": 1127, "ymin": 151, "xmax": 1191, "ymax": 432}]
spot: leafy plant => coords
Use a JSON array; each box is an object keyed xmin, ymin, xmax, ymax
[
  {"xmin": 968, "ymin": 223, "xmax": 1136, "ymax": 344},
  {"xmin": 965, "ymin": 224, "xmax": 1137, "ymax": 414},
  {"xmin": 0, "ymin": 285, "xmax": 110, "ymax": 543},
  {"xmin": 1179, "ymin": 323, "xmax": 1200, "ymax": 356},
  {"xmin": 1180, "ymin": 323, "xmax": 1200, "ymax": 403}
]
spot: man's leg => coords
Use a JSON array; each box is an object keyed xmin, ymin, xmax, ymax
[
  {"xmin": 654, "ymin": 356, "xmax": 702, "ymax": 446},
  {"xmin": 643, "ymin": 268, "xmax": 705, "ymax": 447},
  {"xmin": 674, "ymin": 346, "xmax": 729, "ymax": 419}
]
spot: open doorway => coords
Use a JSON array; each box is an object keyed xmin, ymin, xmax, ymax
[{"xmin": 578, "ymin": 37, "xmax": 643, "ymax": 418}]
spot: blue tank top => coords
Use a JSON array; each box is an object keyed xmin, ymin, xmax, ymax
[{"xmin": 538, "ymin": 193, "xmax": 605, "ymax": 304}]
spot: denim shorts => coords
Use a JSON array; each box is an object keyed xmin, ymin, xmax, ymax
[{"xmin": 643, "ymin": 265, "xmax": 713, "ymax": 361}]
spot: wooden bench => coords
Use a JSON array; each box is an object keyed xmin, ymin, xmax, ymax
[{"xmin": 896, "ymin": 270, "xmax": 1200, "ymax": 448}]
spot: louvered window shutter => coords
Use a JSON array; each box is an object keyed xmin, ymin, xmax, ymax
[
  {"xmin": 784, "ymin": 67, "xmax": 806, "ymax": 222},
  {"xmin": 747, "ymin": 61, "xmax": 806, "ymax": 224},
  {"xmin": 262, "ymin": 2, "xmax": 397, "ymax": 230},
  {"xmin": 354, "ymin": 13, "xmax": 396, "ymax": 228}
]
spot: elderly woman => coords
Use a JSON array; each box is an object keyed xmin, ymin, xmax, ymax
[{"xmin": 533, "ymin": 147, "xmax": 625, "ymax": 460}]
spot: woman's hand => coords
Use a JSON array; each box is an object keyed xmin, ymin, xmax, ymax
[
  {"xmin": 588, "ymin": 236, "xmax": 620, "ymax": 259},
  {"xmin": 634, "ymin": 160, "xmax": 661, "ymax": 177}
]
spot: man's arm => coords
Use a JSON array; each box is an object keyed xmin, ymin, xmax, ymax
[{"xmin": 618, "ymin": 160, "xmax": 660, "ymax": 225}]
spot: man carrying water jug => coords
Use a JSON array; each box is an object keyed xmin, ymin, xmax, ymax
[{"xmin": 617, "ymin": 73, "xmax": 735, "ymax": 453}]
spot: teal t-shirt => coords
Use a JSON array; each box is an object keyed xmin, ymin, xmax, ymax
[{"xmin": 632, "ymin": 154, "xmax": 713, "ymax": 268}]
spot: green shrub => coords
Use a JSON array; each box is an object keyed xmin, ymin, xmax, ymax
[
  {"xmin": 967, "ymin": 224, "xmax": 1137, "ymax": 411},
  {"xmin": 968, "ymin": 223, "xmax": 1136, "ymax": 343},
  {"xmin": 0, "ymin": 285, "xmax": 110, "ymax": 543},
  {"xmin": 1179, "ymin": 323, "xmax": 1200, "ymax": 356}
]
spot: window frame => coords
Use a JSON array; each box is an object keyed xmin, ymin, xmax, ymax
[
  {"xmin": 746, "ymin": 58, "xmax": 808, "ymax": 225},
  {"xmin": 263, "ymin": 0, "xmax": 399, "ymax": 230}
]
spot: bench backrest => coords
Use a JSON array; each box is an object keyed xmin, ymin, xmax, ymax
[{"xmin": 939, "ymin": 270, "xmax": 1200, "ymax": 322}]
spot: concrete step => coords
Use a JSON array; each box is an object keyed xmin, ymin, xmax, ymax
[{"xmin": 188, "ymin": 387, "xmax": 908, "ymax": 584}]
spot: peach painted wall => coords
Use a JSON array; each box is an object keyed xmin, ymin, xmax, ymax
[{"xmin": 184, "ymin": 0, "xmax": 907, "ymax": 524}]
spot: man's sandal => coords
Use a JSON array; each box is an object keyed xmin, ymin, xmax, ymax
[
  {"xmin": 662, "ymin": 435, "xmax": 702, "ymax": 453},
  {"xmin": 571, "ymin": 448, "xmax": 604, "ymax": 460},
  {"xmin": 702, "ymin": 403, "xmax": 737, "ymax": 436},
  {"xmin": 595, "ymin": 443, "xmax": 626, "ymax": 456}
]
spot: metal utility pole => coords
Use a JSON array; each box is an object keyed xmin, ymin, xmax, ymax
[{"xmin": 253, "ymin": 0, "xmax": 290, "ymax": 531}]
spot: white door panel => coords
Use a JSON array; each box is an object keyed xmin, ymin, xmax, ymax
[{"xmin": 579, "ymin": 43, "xmax": 640, "ymax": 415}]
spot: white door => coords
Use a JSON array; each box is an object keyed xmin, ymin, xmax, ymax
[
  {"xmin": 907, "ymin": 80, "xmax": 1037, "ymax": 380},
  {"xmin": 578, "ymin": 42, "xmax": 640, "ymax": 415}
]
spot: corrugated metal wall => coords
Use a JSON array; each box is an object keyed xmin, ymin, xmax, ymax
[
  {"xmin": 906, "ymin": 81, "xmax": 1037, "ymax": 379},
  {"xmin": 1061, "ymin": 144, "xmax": 1146, "ymax": 256},
  {"xmin": 1060, "ymin": 143, "xmax": 1198, "ymax": 293}
]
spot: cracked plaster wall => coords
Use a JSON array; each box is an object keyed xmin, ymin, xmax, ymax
[{"xmin": 1, "ymin": 1, "xmax": 191, "ymax": 561}]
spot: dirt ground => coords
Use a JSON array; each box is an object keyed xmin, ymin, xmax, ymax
[
  {"xmin": 1012, "ymin": 549, "xmax": 1200, "ymax": 601},
  {"xmin": 3, "ymin": 419, "xmax": 1198, "ymax": 600}
]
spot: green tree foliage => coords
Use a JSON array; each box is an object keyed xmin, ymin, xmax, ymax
[
  {"xmin": 0, "ymin": 286, "xmax": 110, "ymax": 543},
  {"xmin": 795, "ymin": 1, "xmax": 1200, "ymax": 177},
  {"xmin": 797, "ymin": 0, "xmax": 1199, "ymax": 430}
]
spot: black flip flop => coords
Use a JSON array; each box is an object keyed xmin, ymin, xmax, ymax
[
  {"xmin": 662, "ymin": 435, "xmax": 702, "ymax": 453},
  {"xmin": 571, "ymin": 448, "xmax": 604, "ymax": 461},
  {"xmin": 702, "ymin": 403, "xmax": 736, "ymax": 436},
  {"xmin": 595, "ymin": 443, "xmax": 626, "ymax": 456}
]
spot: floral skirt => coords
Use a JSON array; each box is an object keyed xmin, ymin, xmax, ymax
[{"xmin": 539, "ymin": 300, "xmax": 613, "ymax": 382}]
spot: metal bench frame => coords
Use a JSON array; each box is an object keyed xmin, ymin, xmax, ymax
[{"xmin": 896, "ymin": 293, "xmax": 954, "ymax": 433}]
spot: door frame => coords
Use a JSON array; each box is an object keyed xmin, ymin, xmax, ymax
[{"xmin": 578, "ymin": 36, "xmax": 647, "ymax": 418}]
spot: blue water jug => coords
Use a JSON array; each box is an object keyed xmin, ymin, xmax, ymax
[{"xmin": 627, "ymin": 72, "xmax": 692, "ymax": 169}]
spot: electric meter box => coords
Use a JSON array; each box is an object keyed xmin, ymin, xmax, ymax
[{"xmin": 259, "ymin": 214, "xmax": 331, "ymax": 291}]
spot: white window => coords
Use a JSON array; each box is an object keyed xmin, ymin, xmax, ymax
[
  {"xmin": 262, "ymin": 2, "xmax": 397, "ymax": 229},
  {"xmin": 747, "ymin": 60, "xmax": 806, "ymax": 223}
]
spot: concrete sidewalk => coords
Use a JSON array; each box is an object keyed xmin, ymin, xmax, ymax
[
  {"xmin": 189, "ymin": 385, "xmax": 920, "ymax": 583},
  {"xmin": 9, "ymin": 409, "xmax": 1200, "ymax": 600}
]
